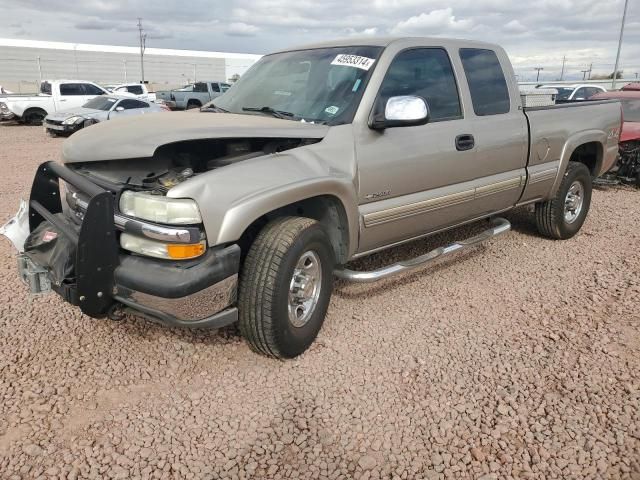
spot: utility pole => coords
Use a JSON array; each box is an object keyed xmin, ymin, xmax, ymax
[
  {"xmin": 123, "ymin": 60, "xmax": 128, "ymax": 82},
  {"xmin": 588, "ymin": 63, "xmax": 593, "ymax": 80},
  {"xmin": 612, "ymin": 0, "xmax": 629, "ymax": 89},
  {"xmin": 581, "ymin": 69, "xmax": 590, "ymax": 80},
  {"xmin": 560, "ymin": 55, "xmax": 566, "ymax": 80},
  {"xmin": 534, "ymin": 67, "xmax": 544, "ymax": 82},
  {"xmin": 36, "ymin": 56, "xmax": 42, "ymax": 84},
  {"xmin": 137, "ymin": 18, "xmax": 147, "ymax": 84}
]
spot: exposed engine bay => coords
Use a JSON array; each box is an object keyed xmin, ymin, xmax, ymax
[{"xmin": 69, "ymin": 137, "xmax": 319, "ymax": 193}]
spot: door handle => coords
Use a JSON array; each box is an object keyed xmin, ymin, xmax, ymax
[{"xmin": 455, "ymin": 134, "xmax": 475, "ymax": 151}]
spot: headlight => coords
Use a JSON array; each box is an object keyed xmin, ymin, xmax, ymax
[
  {"xmin": 120, "ymin": 233, "xmax": 206, "ymax": 260},
  {"xmin": 119, "ymin": 190, "xmax": 202, "ymax": 225},
  {"xmin": 62, "ymin": 116, "xmax": 84, "ymax": 125}
]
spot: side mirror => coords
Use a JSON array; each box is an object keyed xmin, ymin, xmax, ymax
[
  {"xmin": 370, "ymin": 96, "xmax": 429, "ymax": 130},
  {"xmin": 115, "ymin": 106, "xmax": 125, "ymax": 112}
]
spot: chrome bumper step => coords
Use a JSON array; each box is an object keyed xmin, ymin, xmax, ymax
[{"xmin": 334, "ymin": 217, "xmax": 511, "ymax": 283}]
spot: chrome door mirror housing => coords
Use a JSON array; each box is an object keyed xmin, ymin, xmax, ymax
[
  {"xmin": 115, "ymin": 106, "xmax": 125, "ymax": 112},
  {"xmin": 370, "ymin": 95, "xmax": 429, "ymax": 130}
]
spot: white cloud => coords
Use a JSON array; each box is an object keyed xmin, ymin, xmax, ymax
[
  {"xmin": 390, "ymin": 8, "xmax": 475, "ymax": 35},
  {"xmin": 225, "ymin": 22, "xmax": 260, "ymax": 37},
  {"xmin": 503, "ymin": 19, "xmax": 527, "ymax": 34}
]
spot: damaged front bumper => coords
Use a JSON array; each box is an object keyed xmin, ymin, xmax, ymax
[{"xmin": 2, "ymin": 161, "xmax": 240, "ymax": 329}]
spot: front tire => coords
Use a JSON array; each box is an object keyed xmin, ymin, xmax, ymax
[
  {"xmin": 535, "ymin": 162, "xmax": 592, "ymax": 239},
  {"xmin": 238, "ymin": 217, "xmax": 335, "ymax": 359}
]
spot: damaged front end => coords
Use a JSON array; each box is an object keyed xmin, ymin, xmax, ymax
[{"xmin": 2, "ymin": 160, "xmax": 240, "ymax": 328}]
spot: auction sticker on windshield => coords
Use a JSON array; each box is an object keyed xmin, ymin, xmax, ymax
[{"xmin": 331, "ymin": 54, "xmax": 376, "ymax": 71}]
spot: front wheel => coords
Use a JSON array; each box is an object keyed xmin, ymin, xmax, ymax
[
  {"xmin": 238, "ymin": 217, "xmax": 335, "ymax": 358},
  {"xmin": 535, "ymin": 162, "xmax": 592, "ymax": 239}
]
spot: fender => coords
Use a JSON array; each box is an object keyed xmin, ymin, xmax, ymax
[
  {"xmin": 549, "ymin": 129, "xmax": 606, "ymax": 197},
  {"xmin": 167, "ymin": 146, "xmax": 360, "ymax": 258}
]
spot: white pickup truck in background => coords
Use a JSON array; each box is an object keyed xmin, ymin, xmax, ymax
[{"xmin": 0, "ymin": 80, "xmax": 109, "ymax": 125}]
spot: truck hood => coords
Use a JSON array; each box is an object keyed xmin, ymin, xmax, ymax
[{"xmin": 62, "ymin": 111, "xmax": 330, "ymax": 163}]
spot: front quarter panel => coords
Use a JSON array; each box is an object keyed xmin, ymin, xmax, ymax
[{"xmin": 166, "ymin": 125, "xmax": 360, "ymax": 256}]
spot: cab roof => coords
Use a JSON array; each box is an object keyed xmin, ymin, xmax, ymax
[{"xmin": 272, "ymin": 36, "xmax": 500, "ymax": 54}]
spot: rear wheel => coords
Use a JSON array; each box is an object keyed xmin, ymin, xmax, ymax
[
  {"xmin": 238, "ymin": 217, "xmax": 335, "ymax": 359},
  {"xmin": 186, "ymin": 100, "xmax": 201, "ymax": 110},
  {"xmin": 535, "ymin": 162, "xmax": 592, "ymax": 239},
  {"xmin": 23, "ymin": 108, "xmax": 47, "ymax": 126}
]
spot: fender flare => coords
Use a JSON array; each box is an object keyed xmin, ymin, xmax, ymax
[
  {"xmin": 214, "ymin": 177, "xmax": 359, "ymax": 259},
  {"xmin": 549, "ymin": 130, "xmax": 605, "ymax": 197}
]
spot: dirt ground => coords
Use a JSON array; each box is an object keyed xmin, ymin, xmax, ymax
[{"xmin": 0, "ymin": 123, "xmax": 638, "ymax": 480}]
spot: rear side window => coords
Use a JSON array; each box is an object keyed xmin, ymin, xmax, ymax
[
  {"xmin": 127, "ymin": 85, "xmax": 144, "ymax": 95},
  {"xmin": 193, "ymin": 82, "xmax": 208, "ymax": 92},
  {"xmin": 83, "ymin": 84, "xmax": 105, "ymax": 95},
  {"xmin": 378, "ymin": 48, "xmax": 462, "ymax": 122},
  {"xmin": 60, "ymin": 83, "xmax": 85, "ymax": 96},
  {"xmin": 118, "ymin": 99, "xmax": 149, "ymax": 109},
  {"xmin": 210, "ymin": 83, "xmax": 220, "ymax": 93},
  {"xmin": 459, "ymin": 49, "xmax": 510, "ymax": 116}
]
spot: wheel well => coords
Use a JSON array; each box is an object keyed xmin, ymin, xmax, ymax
[
  {"xmin": 569, "ymin": 142, "xmax": 602, "ymax": 176},
  {"xmin": 23, "ymin": 107, "xmax": 47, "ymax": 118},
  {"xmin": 187, "ymin": 99, "xmax": 202, "ymax": 106},
  {"xmin": 237, "ymin": 195, "xmax": 350, "ymax": 264}
]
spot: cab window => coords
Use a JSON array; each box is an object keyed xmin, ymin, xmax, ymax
[
  {"xmin": 378, "ymin": 48, "xmax": 462, "ymax": 122},
  {"xmin": 60, "ymin": 83, "xmax": 86, "ymax": 96},
  {"xmin": 459, "ymin": 48, "xmax": 510, "ymax": 116}
]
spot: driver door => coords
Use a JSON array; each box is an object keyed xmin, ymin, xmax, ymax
[{"xmin": 355, "ymin": 47, "xmax": 527, "ymax": 253}]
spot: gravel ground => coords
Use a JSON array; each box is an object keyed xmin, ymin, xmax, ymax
[{"xmin": 0, "ymin": 123, "xmax": 639, "ymax": 480}]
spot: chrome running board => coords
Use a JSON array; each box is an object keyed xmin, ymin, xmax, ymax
[{"xmin": 334, "ymin": 217, "xmax": 511, "ymax": 283}]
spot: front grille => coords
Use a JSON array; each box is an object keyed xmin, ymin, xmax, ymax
[{"xmin": 45, "ymin": 119, "xmax": 63, "ymax": 126}]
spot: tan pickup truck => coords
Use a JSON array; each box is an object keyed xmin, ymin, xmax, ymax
[{"xmin": 2, "ymin": 37, "xmax": 621, "ymax": 358}]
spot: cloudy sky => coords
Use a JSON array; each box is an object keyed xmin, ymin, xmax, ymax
[{"xmin": 1, "ymin": 0, "xmax": 638, "ymax": 81}]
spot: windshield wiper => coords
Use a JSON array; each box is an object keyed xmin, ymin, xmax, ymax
[
  {"xmin": 242, "ymin": 106, "xmax": 295, "ymax": 120},
  {"xmin": 200, "ymin": 103, "xmax": 228, "ymax": 113}
]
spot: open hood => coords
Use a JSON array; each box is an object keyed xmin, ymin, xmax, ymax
[{"xmin": 62, "ymin": 111, "xmax": 329, "ymax": 163}]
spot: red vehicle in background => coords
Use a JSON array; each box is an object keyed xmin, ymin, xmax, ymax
[{"xmin": 591, "ymin": 91, "xmax": 640, "ymax": 186}]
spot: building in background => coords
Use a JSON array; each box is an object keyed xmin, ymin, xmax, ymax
[{"xmin": 0, "ymin": 38, "xmax": 261, "ymax": 93}]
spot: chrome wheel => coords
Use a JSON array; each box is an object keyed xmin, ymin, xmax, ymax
[
  {"xmin": 288, "ymin": 250, "xmax": 322, "ymax": 328},
  {"xmin": 564, "ymin": 180, "xmax": 584, "ymax": 224}
]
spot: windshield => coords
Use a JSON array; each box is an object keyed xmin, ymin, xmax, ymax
[
  {"xmin": 83, "ymin": 96, "xmax": 118, "ymax": 111},
  {"xmin": 211, "ymin": 46, "xmax": 383, "ymax": 125},
  {"xmin": 554, "ymin": 87, "xmax": 574, "ymax": 100},
  {"xmin": 622, "ymin": 99, "xmax": 640, "ymax": 122}
]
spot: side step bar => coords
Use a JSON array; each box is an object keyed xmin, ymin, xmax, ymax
[{"xmin": 334, "ymin": 217, "xmax": 511, "ymax": 283}]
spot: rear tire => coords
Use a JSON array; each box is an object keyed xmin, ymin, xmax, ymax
[
  {"xmin": 186, "ymin": 100, "xmax": 201, "ymax": 110},
  {"xmin": 535, "ymin": 162, "xmax": 592, "ymax": 239},
  {"xmin": 23, "ymin": 108, "xmax": 47, "ymax": 126},
  {"xmin": 238, "ymin": 217, "xmax": 335, "ymax": 359}
]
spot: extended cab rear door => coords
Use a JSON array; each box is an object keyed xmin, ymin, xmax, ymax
[
  {"xmin": 355, "ymin": 42, "xmax": 527, "ymax": 253},
  {"xmin": 56, "ymin": 83, "xmax": 88, "ymax": 110}
]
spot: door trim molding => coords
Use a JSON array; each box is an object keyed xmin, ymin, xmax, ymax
[{"xmin": 362, "ymin": 174, "xmax": 524, "ymax": 228}]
